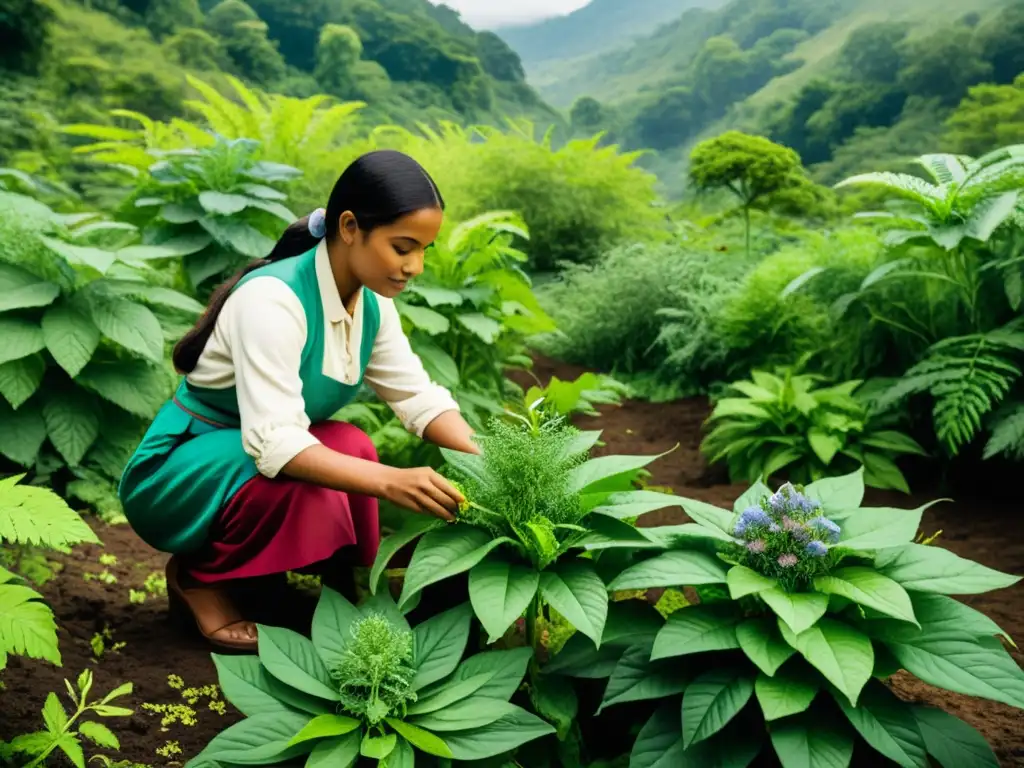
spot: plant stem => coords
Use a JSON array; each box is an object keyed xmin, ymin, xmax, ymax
[{"xmin": 525, "ymin": 594, "xmax": 542, "ymax": 680}]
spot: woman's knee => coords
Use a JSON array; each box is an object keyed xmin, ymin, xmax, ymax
[{"xmin": 311, "ymin": 421, "xmax": 378, "ymax": 462}]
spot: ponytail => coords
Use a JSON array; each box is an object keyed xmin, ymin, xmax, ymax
[{"xmin": 172, "ymin": 149, "xmax": 443, "ymax": 375}]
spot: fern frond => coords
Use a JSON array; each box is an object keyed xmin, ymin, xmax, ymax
[
  {"xmin": 0, "ymin": 580, "xmax": 61, "ymax": 666},
  {"xmin": 983, "ymin": 401, "xmax": 1024, "ymax": 460},
  {"xmin": 0, "ymin": 474, "xmax": 100, "ymax": 549},
  {"xmin": 876, "ymin": 324, "xmax": 1024, "ymax": 455},
  {"xmin": 834, "ymin": 172, "xmax": 943, "ymax": 207}
]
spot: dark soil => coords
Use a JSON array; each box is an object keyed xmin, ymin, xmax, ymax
[{"xmin": 2, "ymin": 356, "xmax": 1022, "ymax": 767}]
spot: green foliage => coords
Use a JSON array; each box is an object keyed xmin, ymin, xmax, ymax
[
  {"xmin": 0, "ymin": 190, "xmax": 192, "ymax": 490},
  {"xmin": 376, "ymin": 122, "xmax": 662, "ymax": 270},
  {"xmin": 395, "ymin": 211, "xmax": 555, "ymax": 429},
  {"xmin": 0, "ymin": 670, "xmax": 134, "ymax": 767},
  {"xmin": 596, "ymin": 470, "xmax": 1022, "ymax": 767},
  {"xmin": 370, "ymin": 411, "xmax": 676, "ymax": 643},
  {"xmin": 193, "ymin": 589, "xmax": 553, "ymax": 766},
  {"xmin": 0, "ymin": 473, "xmax": 99, "ymax": 674},
  {"xmin": 946, "ymin": 74, "xmax": 1024, "ymax": 157},
  {"xmin": 120, "ymin": 135, "xmax": 299, "ymax": 294},
  {"xmin": 702, "ymin": 368, "xmax": 926, "ymax": 492}
]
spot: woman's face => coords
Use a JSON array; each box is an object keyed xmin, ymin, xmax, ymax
[{"xmin": 340, "ymin": 207, "xmax": 444, "ymax": 298}]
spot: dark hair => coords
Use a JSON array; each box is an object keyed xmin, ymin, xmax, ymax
[{"xmin": 172, "ymin": 149, "xmax": 444, "ymax": 374}]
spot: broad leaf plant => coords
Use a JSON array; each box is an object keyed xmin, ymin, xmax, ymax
[
  {"xmin": 569, "ymin": 468, "xmax": 1023, "ymax": 767},
  {"xmin": 189, "ymin": 588, "xmax": 553, "ymax": 767}
]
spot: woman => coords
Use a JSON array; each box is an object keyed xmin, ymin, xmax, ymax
[{"xmin": 118, "ymin": 150, "xmax": 479, "ymax": 651}]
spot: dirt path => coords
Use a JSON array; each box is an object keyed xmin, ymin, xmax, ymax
[{"xmin": 1, "ymin": 358, "xmax": 1022, "ymax": 766}]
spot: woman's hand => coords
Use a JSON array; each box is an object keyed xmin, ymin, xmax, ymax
[{"xmin": 375, "ymin": 465, "xmax": 464, "ymax": 522}]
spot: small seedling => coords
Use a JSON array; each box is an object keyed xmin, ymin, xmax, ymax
[
  {"xmin": 2, "ymin": 669, "xmax": 133, "ymax": 768},
  {"xmin": 90, "ymin": 626, "xmax": 126, "ymax": 658},
  {"xmin": 141, "ymin": 674, "xmax": 226, "ymax": 734}
]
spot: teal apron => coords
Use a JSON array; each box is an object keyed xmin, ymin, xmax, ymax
[{"xmin": 117, "ymin": 247, "xmax": 381, "ymax": 554}]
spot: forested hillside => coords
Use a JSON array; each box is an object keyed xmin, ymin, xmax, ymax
[
  {"xmin": 531, "ymin": 0, "xmax": 1023, "ymax": 192},
  {"xmin": 497, "ymin": 0, "xmax": 722, "ymax": 72},
  {"xmin": 0, "ymin": 0, "xmax": 558, "ymax": 184}
]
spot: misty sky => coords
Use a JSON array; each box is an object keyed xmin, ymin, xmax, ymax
[{"xmin": 429, "ymin": 0, "xmax": 591, "ymax": 28}]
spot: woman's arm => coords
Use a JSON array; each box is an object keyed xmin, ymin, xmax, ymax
[{"xmin": 423, "ymin": 410, "xmax": 480, "ymax": 454}]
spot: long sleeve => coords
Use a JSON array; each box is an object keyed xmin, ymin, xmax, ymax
[
  {"xmin": 364, "ymin": 297, "xmax": 461, "ymax": 437},
  {"xmin": 207, "ymin": 276, "xmax": 321, "ymax": 478}
]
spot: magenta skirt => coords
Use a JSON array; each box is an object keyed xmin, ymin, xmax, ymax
[{"xmin": 180, "ymin": 421, "xmax": 380, "ymax": 584}]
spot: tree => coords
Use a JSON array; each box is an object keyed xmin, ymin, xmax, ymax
[
  {"xmin": 839, "ymin": 21, "xmax": 908, "ymax": 83},
  {"xmin": 315, "ymin": 23, "xmax": 362, "ymax": 97},
  {"xmin": 476, "ymin": 31, "xmax": 524, "ymax": 82},
  {"xmin": 897, "ymin": 25, "xmax": 992, "ymax": 106},
  {"xmin": 570, "ymin": 97, "xmax": 604, "ymax": 134},
  {"xmin": 205, "ymin": 0, "xmax": 286, "ymax": 85},
  {"xmin": 945, "ymin": 75, "xmax": 1024, "ymax": 156},
  {"xmin": 688, "ymin": 130, "xmax": 809, "ymax": 256}
]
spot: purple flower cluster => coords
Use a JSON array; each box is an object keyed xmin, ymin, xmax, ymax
[{"xmin": 732, "ymin": 483, "xmax": 842, "ymax": 583}]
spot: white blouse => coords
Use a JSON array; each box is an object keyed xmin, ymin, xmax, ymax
[{"xmin": 187, "ymin": 241, "xmax": 460, "ymax": 478}]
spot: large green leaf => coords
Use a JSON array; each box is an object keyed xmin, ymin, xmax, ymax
[
  {"xmin": 651, "ymin": 605, "xmax": 743, "ymax": 661},
  {"xmin": 755, "ymin": 665, "xmax": 818, "ymax": 720},
  {"xmin": 429, "ymin": 646, "xmax": 532, "ymax": 701},
  {"xmin": 457, "ymin": 312, "xmax": 503, "ymax": 343},
  {"xmin": 0, "ymin": 355, "xmax": 45, "ymax": 409},
  {"xmin": 256, "ymin": 625, "xmax": 340, "ymax": 701},
  {"xmin": 0, "ymin": 263, "xmax": 59, "ymax": 312},
  {"xmin": 736, "ymin": 617, "xmax": 794, "ymax": 676},
  {"xmin": 399, "ymin": 526, "xmax": 513, "ymax": 609},
  {"xmin": 386, "ymin": 718, "xmax": 452, "ymax": 758},
  {"xmin": 406, "ymin": 284, "xmax": 463, "ymax": 307},
  {"xmin": 407, "ymin": 674, "xmax": 492, "ymax": 716},
  {"xmin": 803, "ymin": 468, "xmax": 864, "ymax": 512},
  {"xmin": 468, "ymin": 557, "xmax": 539, "ymax": 643},
  {"xmin": 77, "ymin": 293, "xmax": 163, "ymax": 362},
  {"xmin": 598, "ymin": 640, "xmax": 688, "ymax": 712},
  {"xmin": 369, "ymin": 514, "xmax": 445, "ymax": 594},
  {"xmin": 838, "ymin": 502, "xmax": 938, "ymax": 550},
  {"xmin": 287, "ymin": 713, "xmax": 360, "ymax": 746},
  {"xmin": 304, "ymin": 731, "xmax": 361, "ymax": 768},
  {"xmin": 412, "ymin": 603, "xmax": 473, "ymax": 690},
  {"xmin": 211, "ymin": 654, "xmax": 329, "ymax": 718},
  {"xmin": 75, "ymin": 360, "xmax": 170, "ymax": 419},
  {"xmin": 778, "ymin": 618, "xmax": 874, "ymax": 706},
  {"xmin": 630, "ymin": 705, "xmax": 685, "ymax": 768},
  {"xmin": 813, "ymin": 567, "xmax": 918, "ymax": 625},
  {"xmin": 726, "ymin": 566, "xmax": 777, "ymax": 599},
  {"xmin": 874, "ymin": 544, "xmax": 1021, "ymax": 595},
  {"xmin": 434, "ymin": 707, "xmax": 554, "ymax": 761},
  {"xmin": 0, "ymin": 399, "xmax": 47, "ymax": 466},
  {"xmin": 400, "ymin": 304, "xmax": 450, "ymax": 335},
  {"xmin": 901, "ymin": 592, "xmax": 1014, "ymax": 645},
  {"xmin": 198, "ymin": 191, "xmax": 252, "ymax": 216},
  {"xmin": 538, "ymin": 559, "xmax": 609, "ymax": 646},
  {"xmin": 0, "ymin": 582, "xmax": 60, "ymax": 666},
  {"xmin": 607, "ymin": 551, "xmax": 728, "ymax": 592},
  {"xmin": 199, "ymin": 217, "xmax": 275, "ymax": 259},
  {"xmin": 760, "ymin": 588, "xmax": 828, "ymax": 635},
  {"xmin": 682, "ymin": 667, "xmax": 755, "ymax": 748},
  {"xmin": 310, "ymin": 587, "xmax": 361, "ymax": 672},
  {"xmin": 191, "ymin": 711, "xmax": 312, "ymax": 765},
  {"xmin": 679, "ymin": 498, "xmax": 735, "ymax": 535},
  {"xmin": 39, "ymin": 236, "xmax": 115, "ymax": 274},
  {"xmin": 833, "ymin": 680, "xmax": 928, "ymax": 768},
  {"xmin": 911, "ymin": 706, "xmax": 999, "ymax": 768},
  {"xmin": 567, "ymin": 450, "xmax": 669, "ymax": 494},
  {"xmin": 591, "ymin": 490, "xmax": 686, "ymax": 520},
  {"xmin": 769, "ymin": 713, "xmax": 854, "ymax": 768},
  {"xmin": 871, "ymin": 625, "xmax": 1024, "ymax": 709},
  {"xmin": 0, "ymin": 318, "xmax": 45, "ymax": 366},
  {"xmin": 42, "ymin": 388, "xmax": 100, "ymax": 467},
  {"xmin": 544, "ymin": 600, "xmax": 665, "ymax": 678},
  {"xmin": 409, "ymin": 696, "xmax": 518, "ymax": 731},
  {"xmin": 41, "ymin": 303, "xmax": 99, "ymax": 377}
]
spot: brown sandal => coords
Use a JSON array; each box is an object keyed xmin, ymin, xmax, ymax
[{"xmin": 165, "ymin": 557, "xmax": 259, "ymax": 652}]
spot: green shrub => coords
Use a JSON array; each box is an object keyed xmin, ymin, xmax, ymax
[
  {"xmin": 701, "ymin": 367, "xmax": 926, "ymax": 492},
  {"xmin": 373, "ymin": 122, "xmax": 664, "ymax": 271},
  {"xmin": 589, "ymin": 471, "xmax": 1023, "ymax": 767},
  {"xmin": 0, "ymin": 190, "xmax": 198, "ymax": 501}
]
